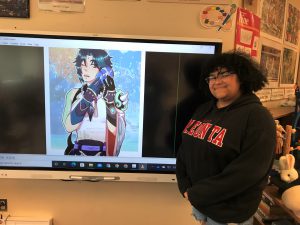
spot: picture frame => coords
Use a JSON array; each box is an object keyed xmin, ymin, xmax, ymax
[
  {"xmin": 259, "ymin": 0, "xmax": 286, "ymax": 43},
  {"xmin": 283, "ymin": 2, "xmax": 300, "ymax": 48},
  {"xmin": 259, "ymin": 37, "xmax": 282, "ymax": 88},
  {"xmin": 280, "ymin": 46, "xmax": 299, "ymax": 87},
  {"xmin": 0, "ymin": 0, "xmax": 30, "ymax": 18}
]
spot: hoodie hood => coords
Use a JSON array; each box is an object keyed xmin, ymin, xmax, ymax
[
  {"xmin": 224, "ymin": 93, "xmax": 262, "ymax": 110},
  {"xmin": 196, "ymin": 93, "xmax": 262, "ymax": 123}
]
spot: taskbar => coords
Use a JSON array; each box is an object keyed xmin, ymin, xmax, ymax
[{"xmin": 52, "ymin": 161, "xmax": 176, "ymax": 172}]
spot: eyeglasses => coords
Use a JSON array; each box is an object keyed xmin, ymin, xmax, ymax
[{"xmin": 205, "ymin": 71, "xmax": 235, "ymax": 84}]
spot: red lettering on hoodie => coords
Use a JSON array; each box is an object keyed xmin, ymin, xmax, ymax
[
  {"xmin": 211, "ymin": 128, "xmax": 227, "ymax": 147},
  {"xmin": 188, "ymin": 121, "xmax": 202, "ymax": 136},
  {"xmin": 192, "ymin": 122, "xmax": 203, "ymax": 137},
  {"xmin": 183, "ymin": 119, "xmax": 196, "ymax": 134},
  {"xmin": 197, "ymin": 123, "xmax": 212, "ymax": 139},
  {"xmin": 207, "ymin": 125, "xmax": 222, "ymax": 142}
]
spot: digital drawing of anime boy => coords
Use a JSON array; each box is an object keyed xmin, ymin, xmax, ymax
[{"xmin": 62, "ymin": 49, "xmax": 128, "ymax": 156}]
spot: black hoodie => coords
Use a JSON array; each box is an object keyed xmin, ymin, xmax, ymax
[{"xmin": 176, "ymin": 93, "xmax": 276, "ymax": 223}]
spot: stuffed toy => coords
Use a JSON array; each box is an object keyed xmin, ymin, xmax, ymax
[
  {"xmin": 282, "ymin": 185, "xmax": 300, "ymax": 218},
  {"xmin": 279, "ymin": 153, "xmax": 299, "ymax": 183},
  {"xmin": 278, "ymin": 124, "xmax": 299, "ymax": 183}
]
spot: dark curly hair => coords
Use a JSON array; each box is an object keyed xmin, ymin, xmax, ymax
[{"xmin": 200, "ymin": 51, "xmax": 268, "ymax": 95}]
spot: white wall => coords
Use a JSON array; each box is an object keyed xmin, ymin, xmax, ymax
[
  {"xmin": 1, "ymin": 0, "xmax": 284, "ymax": 225},
  {"xmin": 0, "ymin": 179, "xmax": 194, "ymax": 225},
  {"xmin": 0, "ymin": 0, "xmax": 238, "ymax": 51}
]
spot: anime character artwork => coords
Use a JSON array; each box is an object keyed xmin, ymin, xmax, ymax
[{"xmin": 62, "ymin": 49, "xmax": 128, "ymax": 156}]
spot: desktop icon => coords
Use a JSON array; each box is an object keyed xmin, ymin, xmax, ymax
[
  {"xmin": 70, "ymin": 162, "xmax": 77, "ymax": 167},
  {"xmin": 139, "ymin": 164, "xmax": 146, "ymax": 170}
]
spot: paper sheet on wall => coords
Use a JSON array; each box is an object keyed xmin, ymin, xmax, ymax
[
  {"xmin": 284, "ymin": 88, "xmax": 295, "ymax": 98},
  {"xmin": 271, "ymin": 89, "xmax": 285, "ymax": 101},
  {"xmin": 147, "ymin": 0, "xmax": 232, "ymax": 4},
  {"xmin": 39, "ymin": 0, "xmax": 85, "ymax": 12},
  {"xmin": 255, "ymin": 89, "xmax": 271, "ymax": 102},
  {"xmin": 235, "ymin": 7, "xmax": 260, "ymax": 57}
]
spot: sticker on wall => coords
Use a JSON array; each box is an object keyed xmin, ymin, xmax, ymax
[
  {"xmin": 38, "ymin": 0, "xmax": 85, "ymax": 12},
  {"xmin": 199, "ymin": 4, "xmax": 237, "ymax": 31}
]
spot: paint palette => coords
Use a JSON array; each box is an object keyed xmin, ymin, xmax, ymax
[{"xmin": 200, "ymin": 4, "xmax": 236, "ymax": 31}]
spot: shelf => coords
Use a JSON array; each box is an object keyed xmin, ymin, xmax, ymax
[{"xmin": 268, "ymin": 107, "xmax": 295, "ymax": 119}]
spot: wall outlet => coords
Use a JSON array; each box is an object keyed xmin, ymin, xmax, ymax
[{"xmin": 0, "ymin": 199, "xmax": 7, "ymax": 211}]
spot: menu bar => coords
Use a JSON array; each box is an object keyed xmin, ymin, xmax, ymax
[{"xmin": 52, "ymin": 161, "xmax": 176, "ymax": 172}]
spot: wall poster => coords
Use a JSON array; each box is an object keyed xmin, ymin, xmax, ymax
[
  {"xmin": 280, "ymin": 47, "xmax": 298, "ymax": 87},
  {"xmin": 235, "ymin": 7, "xmax": 260, "ymax": 57},
  {"xmin": 260, "ymin": 0, "xmax": 286, "ymax": 42},
  {"xmin": 259, "ymin": 38, "xmax": 281, "ymax": 88},
  {"xmin": 284, "ymin": 3, "xmax": 300, "ymax": 48},
  {"xmin": 0, "ymin": 0, "xmax": 29, "ymax": 18}
]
